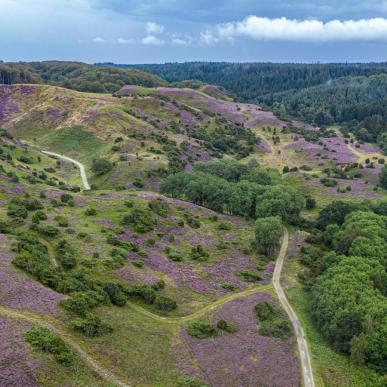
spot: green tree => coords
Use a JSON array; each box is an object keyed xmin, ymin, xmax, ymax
[
  {"xmin": 379, "ymin": 164, "xmax": 387, "ymax": 189},
  {"xmin": 254, "ymin": 216, "xmax": 283, "ymax": 256}
]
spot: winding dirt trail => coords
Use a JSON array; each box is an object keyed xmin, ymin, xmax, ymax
[
  {"xmin": 273, "ymin": 229, "xmax": 315, "ymax": 387},
  {"xmin": 0, "ymin": 306, "xmax": 129, "ymax": 387},
  {"xmin": 41, "ymin": 150, "xmax": 90, "ymax": 190}
]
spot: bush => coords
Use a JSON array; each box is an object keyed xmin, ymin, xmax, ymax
[
  {"xmin": 132, "ymin": 177, "xmax": 144, "ymax": 188},
  {"xmin": 320, "ymin": 177, "xmax": 338, "ymax": 187},
  {"xmin": 32, "ymin": 224, "xmax": 60, "ymax": 238},
  {"xmin": 125, "ymin": 284, "xmax": 156, "ymax": 304},
  {"xmin": 254, "ymin": 301, "xmax": 291, "ymax": 339},
  {"xmin": 217, "ymin": 222, "xmax": 232, "ymax": 230},
  {"xmin": 91, "ymin": 158, "xmax": 113, "ymax": 176},
  {"xmin": 59, "ymin": 290, "xmax": 108, "ymax": 316},
  {"xmin": 55, "ymin": 240, "xmax": 76, "ymax": 270},
  {"xmin": 132, "ymin": 259, "xmax": 144, "ymax": 268},
  {"xmin": 190, "ymin": 244, "xmax": 210, "ymax": 262},
  {"xmin": 184, "ymin": 213, "xmax": 201, "ymax": 229},
  {"xmin": 25, "ymin": 326, "xmax": 76, "ymax": 366},
  {"xmin": 222, "ymin": 283, "xmax": 236, "ymax": 291},
  {"xmin": 122, "ymin": 208, "xmax": 156, "ymax": 233},
  {"xmin": 216, "ymin": 319, "xmax": 238, "ymax": 333},
  {"xmin": 305, "ymin": 197, "xmax": 316, "ymax": 210},
  {"xmin": 71, "ymin": 314, "xmax": 113, "ymax": 337},
  {"xmin": 186, "ymin": 319, "xmax": 219, "ymax": 339},
  {"xmin": 238, "ymin": 270, "xmax": 261, "ymax": 283},
  {"xmin": 60, "ymin": 193, "xmax": 73, "ymax": 203},
  {"xmin": 148, "ymin": 199, "xmax": 170, "ymax": 217},
  {"xmin": 85, "ymin": 208, "xmax": 97, "ymax": 216},
  {"xmin": 55, "ymin": 216, "xmax": 69, "ymax": 227},
  {"xmin": 152, "ymin": 279, "xmax": 165, "ymax": 290},
  {"xmin": 155, "ymin": 296, "xmax": 177, "ymax": 312},
  {"xmin": 7, "ymin": 197, "xmax": 28, "ymax": 218}
]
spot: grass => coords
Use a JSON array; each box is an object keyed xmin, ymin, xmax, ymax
[{"xmin": 35, "ymin": 125, "xmax": 107, "ymax": 164}]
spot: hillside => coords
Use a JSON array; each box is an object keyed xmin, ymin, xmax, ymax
[
  {"xmin": 0, "ymin": 61, "xmax": 165, "ymax": 93},
  {"xmin": 0, "ymin": 81, "xmax": 387, "ymax": 386}
]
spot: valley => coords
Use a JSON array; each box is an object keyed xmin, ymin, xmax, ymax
[{"xmin": 0, "ymin": 69, "xmax": 386, "ymax": 387}]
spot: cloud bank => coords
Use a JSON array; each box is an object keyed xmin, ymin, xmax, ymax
[{"xmin": 203, "ymin": 16, "xmax": 387, "ymax": 43}]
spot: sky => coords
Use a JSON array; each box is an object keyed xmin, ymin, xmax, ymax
[{"xmin": 1, "ymin": 0, "xmax": 387, "ymax": 63}]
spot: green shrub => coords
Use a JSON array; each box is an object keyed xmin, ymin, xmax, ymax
[
  {"xmin": 186, "ymin": 319, "xmax": 219, "ymax": 339},
  {"xmin": 152, "ymin": 279, "xmax": 165, "ymax": 290},
  {"xmin": 59, "ymin": 290, "xmax": 108, "ymax": 316},
  {"xmin": 221, "ymin": 283, "xmax": 236, "ymax": 291},
  {"xmin": 190, "ymin": 244, "xmax": 210, "ymax": 262},
  {"xmin": 132, "ymin": 177, "xmax": 144, "ymax": 188},
  {"xmin": 85, "ymin": 208, "xmax": 97, "ymax": 216},
  {"xmin": 148, "ymin": 199, "xmax": 170, "ymax": 217},
  {"xmin": 216, "ymin": 319, "xmax": 238, "ymax": 333},
  {"xmin": 125, "ymin": 284, "xmax": 156, "ymax": 304},
  {"xmin": 55, "ymin": 216, "xmax": 69, "ymax": 227},
  {"xmin": 25, "ymin": 326, "xmax": 76, "ymax": 366},
  {"xmin": 320, "ymin": 177, "xmax": 338, "ymax": 187},
  {"xmin": 217, "ymin": 222, "xmax": 232, "ymax": 230},
  {"xmin": 32, "ymin": 224, "xmax": 60, "ymax": 238},
  {"xmin": 7, "ymin": 197, "xmax": 28, "ymax": 218},
  {"xmin": 155, "ymin": 296, "xmax": 177, "ymax": 312},
  {"xmin": 71, "ymin": 314, "xmax": 113, "ymax": 337},
  {"xmin": 167, "ymin": 251, "xmax": 183, "ymax": 262},
  {"xmin": 238, "ymin": 270, "xmax": 261, "ymax": 283},
  {"xmin": 18, "ymin": 155, "xmax": 33, "ymax": 164},
  {"xmin": 184, "ymin": 214, "xmax": 201, "ymax": 228},
  {"xmin": 55, "ymin": 240, "xmax": 76, "ymax": 270},
  {"xmin": 132, "ymin": 259, "xmax": 144, "ymax": 268},
  {"xmin": 254, "ymin": 301, "xmax": 291, "ymax": 339},
  {"xmin": 91, "ymin": 158, "xmax": 113, "ymax": 176},
  {"xmin": 122, "ymin": 208, "xmax": 156, "ymax": 233},
  {"xmin": 60, "ymin": 193, "xmax": 73, "ymax": 203}
]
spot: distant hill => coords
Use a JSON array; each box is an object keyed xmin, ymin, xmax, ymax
[
  {"xmin": 268, "ymin": 74, "xmax": 387, "ymax": 151},
  {"xmin": 0, "ymin": 61, "xmax": 166, "ymax": 93}
]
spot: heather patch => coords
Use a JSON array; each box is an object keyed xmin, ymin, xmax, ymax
[
  {"xmin": 0, "ymin": 236, "xmax": 63, "ymax": 315},
  {"xmin": 0, "ymin": 317, "xmax": 39, "ymax": 387},
  {"xmin": 181, "ymin": 293, "xmax": 300, "ymax": 387},
  {"xmin": 320, "ymin": 137, "xmax": 357, "ymax": 164},
  {"xmin": 307, "ymin": 177, "xmax": 380, "ymax": 200},
  {"xmin": 357, "ymin": 143, "xmax": 380, "ymax": 153}
]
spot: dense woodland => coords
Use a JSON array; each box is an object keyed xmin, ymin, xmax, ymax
[
  {"xmin": 301, "ymin": 200, "xmax": 387, "ymax": 376},
  {"xmin": 108, "ymin": 62, "xmax": 387, "ymax": 100},
  {"xmin": 0, "ymin": 61, "xmax": 165, "ymax": 93},
  {"xmin": 270, "ymin": 75, "xmax": 387, "ymax": 150}
]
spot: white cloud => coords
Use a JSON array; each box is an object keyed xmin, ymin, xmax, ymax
[
  {"xmin": 141, "ymin": 35, "xmax": 165, "ymax": 45},
  {"xmin": 117, "ymin": 37, "xmax": 133, "ymax": 44},
  {"xmin": 202, "ymin": 16, "xmax": 387, "ymax": 43},
  {"xmin": 171, "ymin": 36, "xmax": 193, "ymax": 46},
  {"xmin": 92, "ymin": 36, "xmax": 106, "ymax": 43},
  {"xmin": 200, "ymin": 30, "xmax": 219, "ymax": 45},
  {"xmin": 146, "ymin": 21, "xmax": 164, "ymax": 34}
]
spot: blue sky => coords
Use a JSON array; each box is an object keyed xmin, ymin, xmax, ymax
[{"xmin": 1, "ymin": 0, "xmax": 387, "ymax": 63}]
